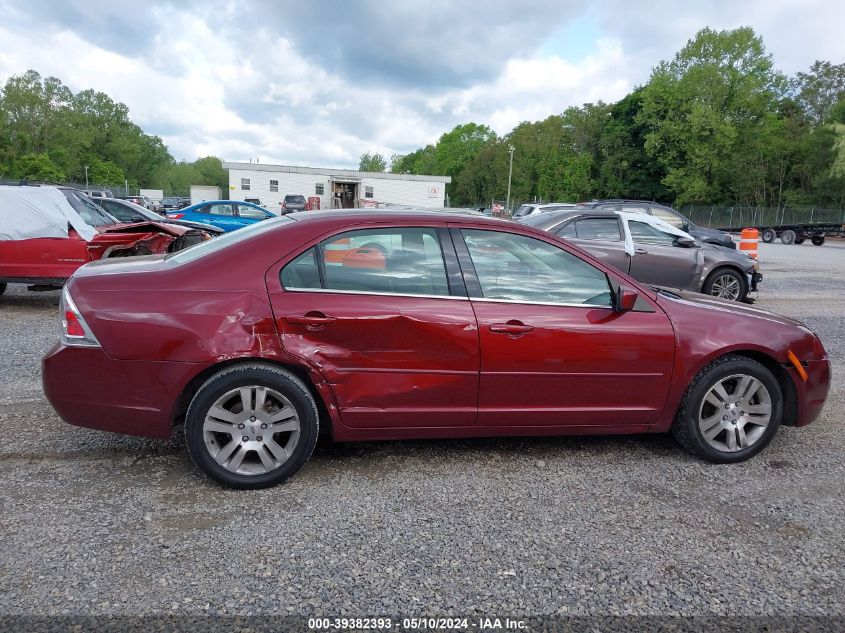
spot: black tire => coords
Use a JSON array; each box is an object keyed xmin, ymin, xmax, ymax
[
  {"xmin": 794, "ymin": 237, "xmax": 805, "ymax": 245},
  {"xmin": 185, "ymin": 363, "xmax": 319, "ymax": 489},
  {"xmin": 812, "ymin": 235, "xmax": 826, "ymax": 246},
  {"xmin": 0, "ymin": 282, "xmax": 6, "ymax": 296},
  {"xmin": 703, "ymin": 267, "xmax": 747, "ymax": 302},
  {"xmin": 671, "ymin": 355, "xmax": 782, "ymax": 463},
  {"xmin": 780, "ymin": 229, "xmax": 796, "ymax": 245},
  {"xmin": 760, "ymin": 228, "xmax": 776, "ymax": 243}
]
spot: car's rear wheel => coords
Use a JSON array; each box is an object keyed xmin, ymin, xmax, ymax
[
  {"xmin": 671, "ymin": 355, "xmax": 782, "ymax": 463},
  {"xmin": 185, "ymin": 363, "xmax": 319, "ymax": 489},
  {"xmin": 760, "ymin": 229, "xmax": 776, "ymax": 243},
  {"xmin": 703, "ymin": 268, "xmax": 747, "ymax": 302}
]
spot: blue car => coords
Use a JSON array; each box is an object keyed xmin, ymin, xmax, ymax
[{"xmin": 167, "ymin": 200, "xmax": 275, "ymax": 232}]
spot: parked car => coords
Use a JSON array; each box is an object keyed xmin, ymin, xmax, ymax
[
  {"xmin": 523, "ymin": 210, "xmax": 761, "ymax": 302},
  {"xmin": 584, "ymin": 200, "xmax": 736, "ymax": 249},
  {"xmin": 43, "ymin": 209, "xmax": 828, "ymax": 488},
  {"xmin": 160, "ymin": 196, "xmax": 189, "ymax": 211},
  {"xmin": 166, "ymin": 200, "xmax": 275, "ymax": 232},
  {"xmin": 82, "ymin": 189, "xmax": 114, "ymax": 199},
  {"xmin": 282, "ymin": 194, "xmax": 307, "ymax": 213},
  {"xmin": 244, "ymin": 197, "xmax": 264, "ymax": 207},
  {"xmin": 91, "ymin": 196, "xmax": 223, "ymax": 239},
  {"xmin": 0, "ymin": 185, "xmax": 193, "ymax": 293},
  {"xmin": 514, "ymin": 202, "xmax": 577, "ymax": 221},
  {"xmin": 121, "ymin": 195, "xmax": 158, "ymax": 212}
]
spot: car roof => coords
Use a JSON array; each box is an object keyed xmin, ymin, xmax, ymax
[{"xmin": 285, "ymin": 208, "xmax": 509, "ymax": 225}]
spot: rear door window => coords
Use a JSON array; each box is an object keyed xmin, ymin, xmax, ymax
[
  {"xmin": 574, "ymin": 218, "xmax": 622, "ymax": 241},
  {"xmin": 281, "ymin": 227, "xmax": 451, "ymax": 297}
]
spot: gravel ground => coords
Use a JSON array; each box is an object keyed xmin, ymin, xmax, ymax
[{"xmin": 0, "ymin": 241, "xmax": 843, "ymax": 626}]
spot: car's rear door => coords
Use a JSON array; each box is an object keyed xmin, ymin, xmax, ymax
[
  {"xmin": 452, "ymin": 224, "xmax": 675, "ymax": 429},
  {"xmin": 557, "ymin": 216, "xmax": 632, "ymax": 274},
  {"xmin": 626, "ymin": 219, "xmax": 702, "ymax": 290},
  {"xmin": 266, "ymin": 224, "xmax": 479, "ymax": 429},
  {"xmin": 196, "ymin": 203, "xmax": 241, "ymax": 231}
]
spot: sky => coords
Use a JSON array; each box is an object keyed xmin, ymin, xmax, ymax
[{"xmin": 0, "ymin": 0, "xmax": 843, "ymax": 168}]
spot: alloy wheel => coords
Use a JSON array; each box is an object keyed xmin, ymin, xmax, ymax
[
  {"xmin": 202, "ymin": 385, "xmax": 301, "ymax": 476},
  {"xmin": 710, "ymin": 274, "xmax": 741, "ymax": 300},
  {"xmin": 698, "ymin": 374, "xmax": 772, "ymax": 453}
]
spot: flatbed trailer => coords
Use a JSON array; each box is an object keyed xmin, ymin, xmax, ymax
[{"xmin": 717, "ymin": 223, "xmax": 844, "ymax": 246}]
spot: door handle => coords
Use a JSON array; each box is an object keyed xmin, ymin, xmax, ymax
[
  {"xmin": 635, "ymin": 247, "xmax": 648, "ymax": 255},
  {"xmin": 489, "ymin": 322, "xmax": 534, "ymax": 335},
  {"xmin": 286, "ymin": 312, "xmax": 337, "ymax": 326}
]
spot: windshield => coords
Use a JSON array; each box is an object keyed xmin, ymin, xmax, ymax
[
  {"xmin": 106, "ymin": 199, "xmax": 159, "ymax": 222},
  {"xmin": 514, "ymin": 205, "xmax": 535, "ymax": 217},
  {"xmin": 162, "ymin": 197, "xmax": 179, "ymax": 204},
  {"xmin": 167, "ymin": 215, "xmax": 294, "ymax": 263},
  {"xmin": 61, "ymin": 189, "xmax": 117, "ymax": 226}
]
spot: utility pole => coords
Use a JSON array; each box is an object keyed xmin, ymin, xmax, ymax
[
  {"xmin": 505, "ymin": 145, "xmax": 515, "ymax": 214},
  {"xmin": 84, "ymin": 165, "xmax": 89, "ymax": 188}
]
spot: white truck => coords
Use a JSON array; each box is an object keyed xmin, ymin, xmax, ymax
[{"xmin": 190, "ymin": 185, "xmax": 221, "ymax": 206}]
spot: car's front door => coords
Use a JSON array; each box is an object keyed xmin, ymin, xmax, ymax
[
  {"xmin": 454, "ymin": 226, "xmax": 675, "ymax": 429},
  {"xmin": 626, "ymin": 219, "xmax": 702, "ymax": 290},
  {"xmin": 267, "ymin": 225, "xmax": 479, "ymax": 429}
]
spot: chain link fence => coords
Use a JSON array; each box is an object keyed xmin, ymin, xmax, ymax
[{"xmin": 680, "ymin": 206, "xmax": 845, "ymax": 230}]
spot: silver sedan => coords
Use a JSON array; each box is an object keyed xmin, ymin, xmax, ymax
[{"xmin": 523, "ymin": 210, "xmax": 762, "ymax": 302}]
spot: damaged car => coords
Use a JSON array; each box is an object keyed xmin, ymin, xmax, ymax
[
  {"xmin": 0, "ymin": 184, "xmax": 203, "ymax": 294},
  {"xmin": 523, "ymin": 210, "xmax": 762, "ymax": 302}
]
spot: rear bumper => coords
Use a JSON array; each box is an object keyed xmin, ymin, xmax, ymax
[
  {"xmin": 42, "ymin": 343, "xmax": 202, "ymax": 439},
  {"xmin": 793, "ymin": 358, "xmax": 831, "ymax": 427}
]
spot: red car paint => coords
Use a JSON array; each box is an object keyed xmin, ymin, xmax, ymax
[
  {"xmin": 43, "ymin": 211, "xmax": 829, "ymax": 443},
  {"xmin": 0, "ymin": 221, "xmax": 189, "ymax": 285}
]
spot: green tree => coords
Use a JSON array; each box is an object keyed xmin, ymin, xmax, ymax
[
  {"xmin": 88, "ymin": 158, "xmax": 125, "ymax": 186},
  {"xmin": 13, "ymin": 152, "xmax": 65, "ymax": 181},
  {"xmin": 791, "ymin": 60, "xmax": 845, "ymax": 125},
  {"xmin": 639, "ymin": 27, "xmax": 785, "ymax": 204},
  {"xmin": 434, "ymin": 122, "xmax": 497, "ymax": 179},
  {"xmin": 359, "ymin": 152, "xmax": 387, "ymax": 172}
]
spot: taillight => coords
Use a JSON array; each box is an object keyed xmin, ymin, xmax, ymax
[
  {"xmin": 282, "ymin": 202, "xmax": 287, "ymax": 208},
  {"xmin": 60, "ymin": 287, "xmax": 101, "ymax": 348},
  {"xmin": 168, "ymin": 213, "xmax": 184, "ymax": 219}
]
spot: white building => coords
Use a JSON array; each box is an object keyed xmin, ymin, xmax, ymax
[{"xmin": 223, "ymin": 161, "xmax": 451, "ymax": 213}]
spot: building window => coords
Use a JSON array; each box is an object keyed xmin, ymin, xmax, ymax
[
  {"xmin": 241, "ymin": 178, "xmax": 250, "ymax": 191},
  {"xmin": 365, "ymin": 186, "xmax": 374, "ymax": 198},
  {"xmin": 315, "ymin": 183, "xmax": 324, "ymax": 195},
  {"xmin": 270, "ymin": 179, "xmax": 278, "ymax": 192}
]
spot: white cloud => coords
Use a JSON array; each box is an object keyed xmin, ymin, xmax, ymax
[{"xmin": 0, "ymin": 0, "xmax": 842, "ymax": 169}]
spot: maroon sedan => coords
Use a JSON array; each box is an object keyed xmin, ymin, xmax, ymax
[{"xmin": 43, "ymin": 211, "xmax": 830, "ymax": 488}]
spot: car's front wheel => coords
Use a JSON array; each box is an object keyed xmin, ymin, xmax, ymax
[
  {"xmin": 185, "ymin": 363, "xmax": 319, "ymax": 489},
  {"xmin": 703, "ymin": 268, "xmax": 747, "ymax": 302},
  {"xmin": 671, "ymin": 355, "xmax": 782, "ymax": 463}
]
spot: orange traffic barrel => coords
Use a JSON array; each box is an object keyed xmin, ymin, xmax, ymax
[
  {"xmin": 324, "ymin": 237, "xmax": 351, "ymax": 263},
  {"xmin": 739, "ymin": 228, "xmax": 759, "ymax": 259}
]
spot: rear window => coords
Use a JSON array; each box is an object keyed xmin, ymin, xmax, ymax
[
  {"xmin": 285, "ymin": 195, "xmax": 305, "ymax": 203},
  {"xmin": 514, "ymin": 205, "xmax": 536, "ymax": 218},
  {"xmin": 166, "ymin": 216, "xmax": 294, "ymax": 264}
]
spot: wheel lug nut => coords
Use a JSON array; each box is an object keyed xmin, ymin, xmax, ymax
[
  {"xmin": 238, "ymin": 423, "xmax": 245, "ymax": 429},
  {"xmin": 256, "ymin": 436, "xmax": 263, "ymax": 441},
  {"xmin": 722, "ymin": 415, "xmax": 727, "ymax": 420},
  {"xmin": 261, "ymin": 423, "xmax": 267, "ymax": 429},
  {"xmin": 250, "ymin": 416, "xmax": 256, "ymax": 422},
  {"xmin": 242, "ymin": 436, "xmax": 249, "ymax": 442}
]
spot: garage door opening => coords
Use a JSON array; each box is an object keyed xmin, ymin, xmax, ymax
[{"xmin": 332, "ymin": 180, "xmax": 359, "ymax": 209}]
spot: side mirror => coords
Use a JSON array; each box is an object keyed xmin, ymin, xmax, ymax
[
  {"xmin": 613, "ymin": 284, "xmax": 639, "ymax": 312},
  {"xmin": 675, "ymin": 236, "xmax": 696, "ymax": 248}
]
